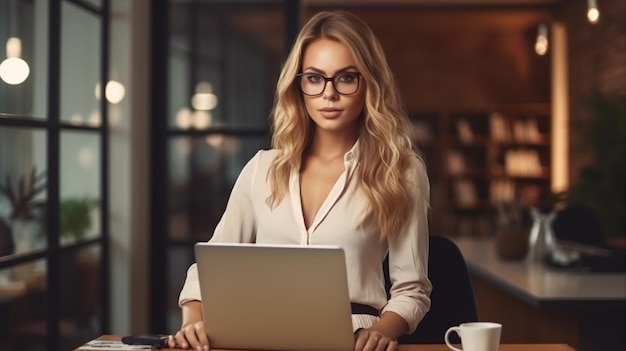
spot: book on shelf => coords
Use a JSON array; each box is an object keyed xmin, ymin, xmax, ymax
[
  {"xmin": 504, "ymin": 149, "xmax": 542, "ymax": 176},
  {"xmin": 453, "ymin": 179, "xmax": 478, "ymax": 207},
  {"xmin": 513, "ymin": 117, "xmax": 542, "ymax": 143},
  {"xmin": 455, "ymin": 118, "xmax": 474, "ymax": 143},
  {"xmin": 490, "ymin": 179, "xmax": 515, "ymax": 204},
  {"xmin": 489, "ymin": 112, "xmax": 511, "ymax": 142},
  {"xmin": 446, "ymin": 150, "xmax": 466, "ymax": 175}
]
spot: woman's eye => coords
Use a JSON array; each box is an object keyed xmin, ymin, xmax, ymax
[
  {"xmin": 307, "ymin": 74, "xmax": 323, "ymax": 83},
  {"xmin": 337, "ymin": 73, "xmax": 356, "ymax": 83}
]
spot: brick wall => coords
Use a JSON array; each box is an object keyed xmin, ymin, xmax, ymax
[
  {"xmin": 309, "ymin": 6, "xmax": 553, "ymax": 110},
  {"xmin": 556, "ymin": 0, "xmax": 626, "ymax": 184}
]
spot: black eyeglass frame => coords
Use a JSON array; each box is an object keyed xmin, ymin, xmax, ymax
[{"xmin": 295, "ymin": 72, "xmax": 362, "ymax": 96}]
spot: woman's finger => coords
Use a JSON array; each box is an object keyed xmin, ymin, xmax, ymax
[
  {"xmin": 193, "ymin": 322, "xmax": 210, "ymax": 350},
  {"xmin": 174, "ymin": 330, "xmax": 191, "ymax": 349},
  {"xmin": 384, "ymin": 339, "xmax": 398, "ymax": 351}
]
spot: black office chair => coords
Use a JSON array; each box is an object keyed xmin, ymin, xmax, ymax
[
  {"xmin": 384, "ymin": 234, "xmax": 478, "ymax": 344},
  {"xmin": 553, "ymin": 204, "xmax": 607, "ymax": 248}
]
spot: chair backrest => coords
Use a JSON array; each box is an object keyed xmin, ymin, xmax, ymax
[
  {"xmin": 553, "ymin": 204, "xmax": 607, "ymax": 248},
  {"xmin": 384, "ymin": 234, "xmax": 478, "ymax": 344}
]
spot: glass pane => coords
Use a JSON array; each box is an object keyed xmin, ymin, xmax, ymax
[
  {"xmin": 0, "ymin": 0, "xmax": 49, "ymax": 117},
  {"xmin": 168, "ymin": 2, "xmax": 285, "ymax": 129},
  {"xmin": 60, "ymin": 131, "xmax": 101, "ymax": 245},
  {"xmin": 167, "ymin": 245, "xmax": 195, "ymax": 333},
  {"xmin": 0, "ymin": 259, "xmax": 47, "ymax": 351},
  {"xmin": 168, "ymin": 135, "xmax": 269, "ymax": 240},
  {"xmin": 59, "ymin": 246, "xmax": 102, "ymax": 349},
  {"xmin": 0, "ymin": 127, "xmax": 47, "ymax": 258},
  {"xmin": 81, "ymin": 0, "xmax": 103, "ymax": 9},
  {"xmin": 60, "ymin": 2, "xmax": 102, "ymax": 126}
]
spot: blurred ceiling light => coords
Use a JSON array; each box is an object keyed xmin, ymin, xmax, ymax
[
  {"xmin": 192, "ymin": 81, "xmax": 218, "ymax": 110},
  {"xmin": 0, "ymin": 37, "xmax": 30, "ymax": 85},
  {"xmin": 587, "ymin": 0, "xmax": 600, "ymax": 24},
  {"xmin": 191, "ymin": 93, "xmax": 218, "ymax": 111},
  {"xmin": 95, "ymin": 80, "xmax": 126, "ymax": 104},
  {"xmin": 176, "ymin": 108, "xmax": 192, "ymax": 129},
  {"xmin": 535, "ymin": 23, "xmax": 549, "ymax": 56},
  {"xmin": 106, "ymin": 80, "xmax": 126, "ymax": 104},
  {"xmin": 192, "ymin": 110, "xmax": 212, "ymax": 129},
  {"xmin": 0, "ymin": 1, "xmax": 29, "ymax": 85}
]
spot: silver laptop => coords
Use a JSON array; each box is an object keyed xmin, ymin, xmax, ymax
[{"xmin": 194, "ymin": 242, "xmax": 355, "ymax": 351}]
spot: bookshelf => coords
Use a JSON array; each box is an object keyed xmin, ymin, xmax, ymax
[{"xmin": 410, "ymin": 104, "xmax": 551, "ymax": 238}]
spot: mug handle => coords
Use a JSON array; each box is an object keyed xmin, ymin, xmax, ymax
[{"xmin": 444, "ymin": 326, "xmax": 463, "ymax": 351}]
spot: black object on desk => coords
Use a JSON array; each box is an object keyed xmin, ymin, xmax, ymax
[
  {"xmin": 545, "ymin": 240, "xmax": 626, "ymax": 272},
  {"xmin": 121, "ymin": 334, "xmax": 169, "ymax": 348}
]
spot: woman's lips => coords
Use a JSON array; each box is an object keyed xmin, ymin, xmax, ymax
[{"xmin": 319, "ymin": 108, "xmax": 342, "ymax": 118}]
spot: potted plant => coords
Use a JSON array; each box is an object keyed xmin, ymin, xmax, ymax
[
  {"xmin": 0, "ymin": 167, "xmax": 46, "ymax": 221},
  {"xmin": 59, "ymin": 197, "xmax": 98, "ymax": 241},
  {"xmin": 0, "ymin": 167, "xmax": 46, "ymax": 254},
  {"xmin": 568, "ymin": 91, "xmax": 626, "ymax": 244}
]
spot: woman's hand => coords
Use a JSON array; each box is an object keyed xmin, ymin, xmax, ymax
[
  {"xmin": 354, "ymin": 328, "xmax": 398, "ymax": 351},
  {"xmin": 168, "ymin": 300, "xmax": 210, "ymax": 350},
  {"xmin": 168, "ymin": 320, "xmax": 210, "ymax": 350}
]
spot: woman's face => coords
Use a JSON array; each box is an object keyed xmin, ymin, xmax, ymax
[{"xmin": 300, "ymin": 38, "xmax": 366, "ymax": 135}]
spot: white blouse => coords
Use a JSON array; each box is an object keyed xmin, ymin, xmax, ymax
[{"xmin": 179, "ymin": 141, "xmax": 432, "ymax": 333}]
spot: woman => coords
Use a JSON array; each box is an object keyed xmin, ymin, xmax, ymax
[{"xmin": 170, "ymin": 10, "xmax": 431, "ymax": 351}]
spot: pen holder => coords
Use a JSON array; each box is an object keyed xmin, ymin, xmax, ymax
[{"xmin": 495, "ymin": 226, "xmax": 529, "ymax": 261}]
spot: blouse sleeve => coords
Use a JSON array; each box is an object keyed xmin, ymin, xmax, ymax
[
  {"xmin": 381, "ymin": 156, "xmax": 432, "ymax": 333},
  {"xmin": 178, "ymin": 150, "xmax": 263, "ymax": 306}
]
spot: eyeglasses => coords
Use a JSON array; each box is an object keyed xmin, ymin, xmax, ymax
[{"xmin": 296, "ymin": 72, "xmax": 361, "ymax": 96}]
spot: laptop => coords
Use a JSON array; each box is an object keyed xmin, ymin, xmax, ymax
[{"xmin": 194, "ymin": 242, "xmax": 355, "ymax": 351}]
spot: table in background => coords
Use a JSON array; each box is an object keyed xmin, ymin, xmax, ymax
[
  {"xmin": 79, "ymin": 335, "xmax": 576, "ymax": 351},
  {"xmin": 451, "ymin": 237, "xmax": 626, "ymax": 351}
]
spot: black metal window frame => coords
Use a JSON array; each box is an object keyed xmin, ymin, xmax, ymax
[
  {"xmin": 148, "ymin": 0, "xmax": 300, "ymax": 333},
  {"xmin": 0, "ymin": 0, "xmax": 111, "ymax": 347}
]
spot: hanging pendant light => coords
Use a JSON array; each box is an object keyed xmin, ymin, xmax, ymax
[
  {"xmin": 0, "ymin": 37, "xmax": 30, "ymax": 85},
  {"xmin": 535, "ymin": 23, "xmax": 549, "ymax": 56},
  {"xmin": 587, "ymin": 0, "xmax": 600, "ymax": 24},
  {"xmin": 0, "ymin": 0, "xmax": 30, "ymax": 85}
]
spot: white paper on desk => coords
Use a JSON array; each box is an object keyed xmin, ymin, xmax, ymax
[{"xmin": 77, "ymin": 340, "xmax": 152, "ymax": 350}]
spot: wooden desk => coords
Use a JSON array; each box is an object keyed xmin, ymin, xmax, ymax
[
  {"xmin": 451, "ymin": 238, "xmax": 626, "ymax": 351},
  {"xmin": 79, "ymin": 335, "xmax": 576, "ymax": 351}
]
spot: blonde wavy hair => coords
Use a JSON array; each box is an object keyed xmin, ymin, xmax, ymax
[{"xmin": 267, "ymin": 10, "xmax": 428, "ymax": 239}]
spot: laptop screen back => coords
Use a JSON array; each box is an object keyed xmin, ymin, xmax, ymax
[{"xmin": 194, "ymin": 242, "xmax": 355, "ymax": 351}]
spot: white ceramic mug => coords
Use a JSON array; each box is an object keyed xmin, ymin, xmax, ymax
[{"xmin": 444, "ymin": 322, "xmax": 502, "ymax": 351}]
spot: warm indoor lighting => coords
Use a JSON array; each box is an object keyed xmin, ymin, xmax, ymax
[
  {"xmin": 106, "ymin": 80, "xmax": 126, "ymax": 104},
  {"xmin": 176, "ymin": 108, "xmax": 193, "ymax": 129},
  {"xmin": 587, "ymin": 0, "xmax": 600, "ymax": 24},
  {"xmin": 95, "ymin": 80, "xmax": 126, "ymax": 104},
  {"xmin": 191, "ymin": 81, "xmax": 218, "ymax": 111},
  {"xmin": 535, "ymin": 24, "xmax": 549, "ymax": 56},
  {"xmin": 192, "ymin": 110, "xmax": 212, "ymax": 129},
  {"xmin": 191, "ymin": 93, "xmax": 218, "ymax": 111},
  {"xmin": 0, "ymin": 37, "xmax": 30, "ymax": 85},
  {"xmin": 551, "ymin": 23, "xmax": 569, "ymax": 193}
]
